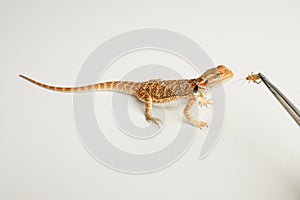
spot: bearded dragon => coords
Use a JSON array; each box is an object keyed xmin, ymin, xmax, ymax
[{"xmin": 19, "ymin": 65, "xmax": 234, "ymax": 128}]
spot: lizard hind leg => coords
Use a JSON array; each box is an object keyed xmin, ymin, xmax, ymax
[
  {"xmin": 184, "ymin": 97, "xmax": 208, "ymax": 128},
  {"xmin": 137, "ymin": 91, "xmax": 162, "ymax": 127}
]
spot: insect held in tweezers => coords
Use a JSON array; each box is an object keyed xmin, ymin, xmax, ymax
[{"xmin": 246, "ymin": 72, "xmax": 261, "ymax": 84}]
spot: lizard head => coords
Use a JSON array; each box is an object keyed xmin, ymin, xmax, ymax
[
  {"xmin": 197, "ymin": 65, "xmax": 234, "ymax": 88},
  {"xmin": 216, "ymin": 65, "xmax": 234, "ymax": 82}
]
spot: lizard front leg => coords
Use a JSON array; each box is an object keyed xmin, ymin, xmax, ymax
[
  {"xmin": 184, "ymin": 96, "xmax": 208, "ymax": 128},
  {"xmin": 197, "ymin": 94, "xmax": 213, "ymax": 107},
  {"xmin": 194, "ymin": 90, "xmax": 213, "ymax": 107},
  {"xmin": 137, "ymin": 91, "xmax": 162, "ymax": 127}
]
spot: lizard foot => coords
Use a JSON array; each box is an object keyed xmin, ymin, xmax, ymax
[
  {"xmin": 146, "ymin": 116, "xmax": 162, "ymax": 127},
  {"xmin": 196, "ymin": 121, "xmax": 208, "ymax": 129},
  {"xmin": 198, "ymin": 98, "xmax": 213, "ymax": 107}
]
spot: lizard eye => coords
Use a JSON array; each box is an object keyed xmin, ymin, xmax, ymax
[{"xmin": 193, "ymin": 85, "xmax": 198, "ymax": 93}]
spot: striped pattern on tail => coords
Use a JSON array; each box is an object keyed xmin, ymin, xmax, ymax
[{"xmin": 19, "ymin": 74, "xmax": 139, "ymax": 94}]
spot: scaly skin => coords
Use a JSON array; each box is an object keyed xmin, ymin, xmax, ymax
[{"xmin": 19, "ymin": 65, "xmax": 234, "ymax": 128}]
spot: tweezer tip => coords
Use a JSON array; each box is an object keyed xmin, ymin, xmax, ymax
[{"xmin": 258, "ymin": 73, "xmax": 266, "ymax": 81}]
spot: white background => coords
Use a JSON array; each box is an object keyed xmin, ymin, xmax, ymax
[{"xmin": 1, "ymin": 0, "xmax": 300, "ymax": 199}]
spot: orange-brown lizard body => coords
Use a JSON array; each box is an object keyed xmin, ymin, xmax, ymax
[{"xmin": 20, "ymin": 65, "xmax": 234, "ymax": 128}]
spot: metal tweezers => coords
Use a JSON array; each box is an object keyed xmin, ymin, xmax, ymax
[{"xmin": 258, "ymin": 73, "xmax": 300, "ymax": 127}]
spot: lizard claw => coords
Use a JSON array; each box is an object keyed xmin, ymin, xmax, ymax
[
  {"xmin": 198, "ymin": 99, "xmax": 213, "ymax": 107},
  {"xmin": 146, "ymin": 116, "xmax": 162, "ymax": 127}
]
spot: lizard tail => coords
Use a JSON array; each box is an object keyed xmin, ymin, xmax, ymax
[{"xmin": 19, "ymin": 74, "xmax": 138, "ymax": 94}]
